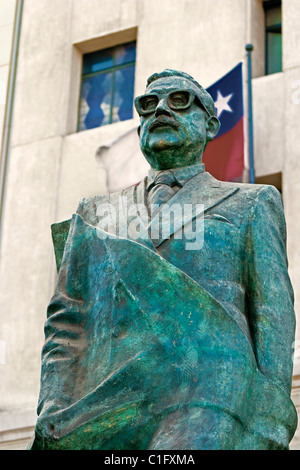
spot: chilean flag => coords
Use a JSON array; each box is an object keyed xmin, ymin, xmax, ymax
[{"xmin": 203, "ymin": 62, "xmax": 244, "ymax": 182}]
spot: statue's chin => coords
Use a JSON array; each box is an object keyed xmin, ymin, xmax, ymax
[
  {"xmin": 144, "ymin": 152, "xmax": 188, "ymax": 171},
  {"xmin": 142, "ymin": 148, "xmax": 181, "ymax": 170},
  {"xmin": 148, "ymin": 135, "xmax": 182, "ymax": 151},
  {"xmin": 142, "ymin": 147, "xmax": 205, "ymax": 170}
]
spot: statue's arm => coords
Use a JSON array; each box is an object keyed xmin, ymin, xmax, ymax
[{"xmin": 245, "ymin": 185, "xmax": 295, "ymax": 393}]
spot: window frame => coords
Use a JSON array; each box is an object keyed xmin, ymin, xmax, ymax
[{"xmin": 77, "ymin": 41, "xmax": 136, "ymax": 132}]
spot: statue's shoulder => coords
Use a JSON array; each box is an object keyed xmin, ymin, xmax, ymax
[
  {"xmin": 218, "ymin": 178, "xmax": 277, "ymax": 192},
  {"xmin": 215, "ymin": 179, "xmax": 284, "ymax": 226},
  {"xmin": 77, "ymin": 183, "xmax": 139, "ymax": 221},
  {"xmin": 204, "ymin": 171, "xmax": 280, "ymax": 199},
  {"xmin": 218, "ymin": 178, "xmax": 282, "ymax": 203},
  {"xmin": 50, "ymin": 190, "xmax": 126, "ymax": 272},
  {"xmin": 76, "ymin": 193, "xmax": 111, "ymax": 223}
]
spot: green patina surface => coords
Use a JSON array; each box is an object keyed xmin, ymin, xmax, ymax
[
  {"xmin": 30, "ymin": 70, "xmax": 297, "ymax": 450},
  {"xmin": 51, "ymin": 219, "xmax": 71, "ymax": 272}
]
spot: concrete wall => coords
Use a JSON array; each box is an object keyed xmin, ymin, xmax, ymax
[
  {"xmin": 0, "ymin": 0, "xmax": 299, "ymax": 449},
  {"xmin": 0, "ymin": 0, "xmax": 17, "ymax": 165}
]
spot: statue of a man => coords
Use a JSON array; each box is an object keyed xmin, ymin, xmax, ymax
[{"xmin": 30, "ymin": 70, "xmax": 297, "ymax": 450}]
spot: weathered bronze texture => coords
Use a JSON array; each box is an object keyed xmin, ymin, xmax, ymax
[{"xmin": 30, "ymin": 70, "xmax": 297, "ymax": 450}]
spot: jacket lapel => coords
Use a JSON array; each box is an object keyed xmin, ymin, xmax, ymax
[
  {"xmin": 121, "ymin": 179, "xmax": 156, "ymax": 251},
  {"xmin": 148, "ymin": 172, "xmax": 240, "ymax": 248}
]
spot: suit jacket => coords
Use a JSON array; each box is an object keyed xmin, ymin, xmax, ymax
[{"xmin": 30, "ymin": 171, "xmax": 297, "ymax": 450}]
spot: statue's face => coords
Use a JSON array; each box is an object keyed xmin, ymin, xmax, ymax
[{"xmin": 135, "ymin": 76, "xmax": 218, "ymax": 170}]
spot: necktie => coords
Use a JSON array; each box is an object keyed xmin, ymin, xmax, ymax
[{"xmin": 147, "ymin": 171, "xmax": 182, "ymax": 217}]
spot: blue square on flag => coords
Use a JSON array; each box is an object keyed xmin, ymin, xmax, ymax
[{"xmin": 203, "ymin": 63, "xmax": 244, "ymax": 182}]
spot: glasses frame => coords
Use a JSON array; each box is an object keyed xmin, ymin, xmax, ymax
[{"xmin": 134, "ymin": 88, "xmax": 211, "ymax": 117}]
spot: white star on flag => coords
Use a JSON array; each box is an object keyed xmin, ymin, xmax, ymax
[{"xmin": 214, "ymin": 90, "xmax": 234, "ymax": 118}]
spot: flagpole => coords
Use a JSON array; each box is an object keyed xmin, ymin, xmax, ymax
[{"xmin": 245, "ymin": 44, "xmax": 255, "ymax": 184}]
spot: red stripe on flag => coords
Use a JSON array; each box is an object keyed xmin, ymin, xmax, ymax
[{"xmin": 203, "ymin": 117, "xmax": 244, "ymax": 182}]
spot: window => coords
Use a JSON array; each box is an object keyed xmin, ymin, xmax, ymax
[
  {"xmin": 78, "ymin": 41, "xmax": 136, "ymax": 131},
  {"xmin": 263, "ymin": 0, "xmax": 282, "ymax": 75},
  {"xmin": 255, "ymin": 172, "xmax": 282, "ymax": 194}
]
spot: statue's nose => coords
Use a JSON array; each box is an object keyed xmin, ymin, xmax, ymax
[{"xmin": 155, "ymin": 98, "xmax": 172, "ymax": 117}]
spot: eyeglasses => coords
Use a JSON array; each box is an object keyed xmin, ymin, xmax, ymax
[{"xmin": 134, "ymin": 89, "xmax": 211, "ymax": 117}]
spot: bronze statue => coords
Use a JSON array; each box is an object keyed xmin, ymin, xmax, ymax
[{"xmin": 29, "ymin": 70, "xmax": 297, "ymax": 450}]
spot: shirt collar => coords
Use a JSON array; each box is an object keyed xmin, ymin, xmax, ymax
[{"xmin": 148, "ymin": 162, "xmax": 205, "ymax": 187}]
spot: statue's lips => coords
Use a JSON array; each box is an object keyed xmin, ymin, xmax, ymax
[{"xmin": 149, "ymin": 117, "xmax": 179, "ymax": 132}]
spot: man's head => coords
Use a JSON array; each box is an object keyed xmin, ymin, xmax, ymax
[{"xmin": 135, "ymin": 69, "xmax": 220, "ymax": 170}]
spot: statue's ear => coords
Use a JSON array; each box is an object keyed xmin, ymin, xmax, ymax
[
  {"xmin": 137, "ymin": 125, "xmax": 141, "ymax": 136},
  {"xmin": 206, "ymin": 116, "xmax": 220, "ymax": 142}
]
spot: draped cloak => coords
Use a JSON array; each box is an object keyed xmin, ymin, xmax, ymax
[{"xmin": 29, "ymin": 172, "xmax": 297, "ymax": 450}]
